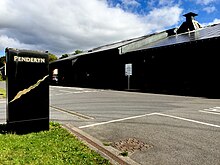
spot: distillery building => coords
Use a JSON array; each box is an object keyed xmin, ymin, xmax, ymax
[{"xmin": 49, "ymin": 12, "xmax": 220, "ymax": 98}]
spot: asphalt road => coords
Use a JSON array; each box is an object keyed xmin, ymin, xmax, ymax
[
  {"xmin": 49, "ymin": 86, "xmax": 220, "ymax": 165},
  {"xmin": 0, "ymin": 84, "xmax": 219, "ymax": 165}
]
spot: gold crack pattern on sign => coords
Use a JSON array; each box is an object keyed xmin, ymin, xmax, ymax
[{"xmin": 9, "ymin": 75, "xmax": 49, "ymax": 103}]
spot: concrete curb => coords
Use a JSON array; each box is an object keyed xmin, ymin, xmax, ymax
[{"xmin": 62, "ymin": 123, "xmax": 140, "ymax": 165}]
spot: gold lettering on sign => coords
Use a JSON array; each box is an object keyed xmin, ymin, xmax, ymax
[
  {"xmin": 9, "ymin": 75, "xmax": 49, "ymax": 103},
  {"xmin": 14, "ymin": 56, "xmax": 46, "ymax": 63}
]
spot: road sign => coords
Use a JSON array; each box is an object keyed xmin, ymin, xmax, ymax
[{"xmin": 125, "ymin": 63, "xmax": 132, "ymax": 76}]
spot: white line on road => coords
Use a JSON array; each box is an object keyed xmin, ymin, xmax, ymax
[
  {"xmin": 79, "ymin": 113, "xmax": 158, "ymax": 128},
  {"xmin": 50, "ymin": 86, "xmax": 85, "ymax": 90},
  {"xmin": 52, "ymin": 90, "xmax": 98, "ymax": 96},
  {"xmin": 79, "ymin": 112, "xmax": 220, "ymax": 129},
  {"xmin": 155, "ymin": 113, "xmax": 220, "ymax": 128},
  {"xmin": 204, "ymin": 107, "xmax": 220, "ymax": 112},
  {"xmin": 199, "ymin": 110, "xmax": 220, "ymax": 115},
  {"xmin": 59, "ymin": 90, "xmax": 74, "ymax": 93}
]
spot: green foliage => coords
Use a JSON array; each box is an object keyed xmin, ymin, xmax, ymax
[
  {"xmin": 0, "ymin": 75, "xmax": 4, "ymax": 81},
  {"xmin": 73, "ymin": 50, "xmax": 83, "ymax": 55},
  {"xmin": 48, "ymin": 53, "xmax": 58, "ymax": 62},
  {"xmin": 0, "ymin": 56, "xmax": 6, "ymax": 68},
  {"xmin": 0, "ymin": 122, "xmax": 110, "ymax": 165},
  {"xmin": 59, "ymin": 50, "xmax": 83, "ymax": 59},
  {"xmin": 59, "ymin": 54, "xmax": 69, "ymax": 59}
]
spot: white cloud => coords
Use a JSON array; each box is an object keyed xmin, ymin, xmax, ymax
[
  {"xmin": 0, "ymin": 35, "xmax": 36, "ymax": 51},
  {"xmin": 212, "ymin": 18, "xmax": 220, "ymax": 24},
  {"xmin": 121, "ymin": 0, "xmax": 140, "ymax": 7},
  {"xmin": 208, "ymin": 18, "xmax": 220, "ymax": 25},
  {"xmin": 158, "ymin": 0, "xmax": 176, "ymax": 6},
  {"xmin": 203, "ymin": 6, "xmax": 216, "ymax": 13},
  {"xmin": 112, "ymin": 0, "xmax": 140, "ymax": 13},
  {"xmin": 147, "ymin": 0, "xmax": 177, "ymax": 8},
  {"xmin": 143, "ymin": 6, "xmax": 183, "ymax": 31},
  {"xmin": 200, "ymin": 18, "xmax": 220, "ymax": 27},
  {"xmin": 195, "ymin": 0, "xmax": 216, "ymax": 5},
  {"xmin": 0, "ymin": 0, "xmax": 183, "ymax": 56}
]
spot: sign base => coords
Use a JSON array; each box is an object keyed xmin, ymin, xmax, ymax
[{"xmin": 7, "ymin": 118, "xmax": 49, "ymax": 134}]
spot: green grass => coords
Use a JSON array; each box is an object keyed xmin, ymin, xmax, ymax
[{"xmin": 0, "ymin": 122, "xmax": 110, "ymax": 165}]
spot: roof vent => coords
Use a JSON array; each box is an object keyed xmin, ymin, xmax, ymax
[{"xmin": 176, "ymin": 12, "xmax": 202, "ymax": 34}]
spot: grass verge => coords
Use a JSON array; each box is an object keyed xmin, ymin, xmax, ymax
[{"xmin": 0, "ymin": 122, "xmax": 110, "ymax": 165}]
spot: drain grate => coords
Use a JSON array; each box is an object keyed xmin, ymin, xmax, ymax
[{"xmin": 111, "ymin": 137, "xmax": 153, "ymax": 153}]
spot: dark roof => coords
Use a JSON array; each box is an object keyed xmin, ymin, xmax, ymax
[
  {"xmin": 50, "ymin": 31, "xmax": 166, "ymax": 63},
  {"xmin": 50, "ymin": 21, "xmax": 220, "ymax": 65},
  {"xmin": 128, "ymin": 23, "xmax": 220, "ymax": 52},
  {"xmin": 88, "ymin": 36, "xmax": 146, "ymax": 52}
]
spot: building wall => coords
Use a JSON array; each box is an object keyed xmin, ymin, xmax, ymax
[
  {"xmin": 124, "ymin": 37, "xmax": 220, "ymax": 97},
  {"xmin": 49, "ymin": 37, "xmax": 220, "ymax": 98}
]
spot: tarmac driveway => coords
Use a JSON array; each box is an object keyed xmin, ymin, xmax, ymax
[
  {"xmin": 0, "ymin": 83, "xmax": 219, "ymax": 165},
  {"xmin": 49, "ymin": 86, "xmax": 220, "ymax": 165}
]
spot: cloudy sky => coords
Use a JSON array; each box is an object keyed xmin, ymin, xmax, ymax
[{"xmin": 0, "ymin": 0, "xmax": 220, "ymax": 57}]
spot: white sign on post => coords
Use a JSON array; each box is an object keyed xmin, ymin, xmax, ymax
[
  {"xmin": 125, "ymin": 63, "xmax": 132, "ymax": 90},
  {"xmin": 125, "ymin": 63, "xmax": 132, "ymax": 76}
]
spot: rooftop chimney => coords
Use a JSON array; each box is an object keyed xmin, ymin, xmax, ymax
[{"xmin": 176, "ymin": 12, "xmax": 202, "ymax": 34}]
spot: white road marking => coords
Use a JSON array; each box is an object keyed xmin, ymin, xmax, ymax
[
  {"xmin": 199, "ymin": 110, "xmax": 220, "ymax": 115},
  {"xmin": 205, "ymin": 107, "xmax": 220, "ymax": 112},
  {"xmin": 199, "ymin": 107, "xmax": 220, "ymax": 115},
  {"xmin": 50, "ymin": 86, "xmax": 101, "ymax": 96},
  {"xmin": 79, "ymin": 113, "xmax": 158, "ymax": 128},
  {"xmin": 155, "ymin": 113, "xmax": 220, "ymax": 128},
  {"xmin": 52, "ymin": 90, "xmax": 98, "ymax": 96},
  {"xmin": 59, "ymin": 90, "xmax": 74, "ymax": 93},
  {"xmin": 50, "ymin": 86, "xmax": 88, "ymax": 90},
  {"xmin": 79, "ymin": 112, "xmax": 220, "ymax": 129}
]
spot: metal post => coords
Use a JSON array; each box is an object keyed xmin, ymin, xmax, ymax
[{"xmin": 128, "ymin": 75, "xmax": 130, "ymax": 90}]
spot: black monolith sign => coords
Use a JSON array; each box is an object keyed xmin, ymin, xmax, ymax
[{"xmin": 5, "ymin": 48, "xmax": 49, "ymax": 134}]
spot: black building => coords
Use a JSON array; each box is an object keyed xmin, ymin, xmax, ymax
[{"xmin": 49, "ymin": 12, "xmax": 220, "ymax": 98}]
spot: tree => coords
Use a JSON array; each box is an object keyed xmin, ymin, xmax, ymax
[
  {"xmin": 59, "ymin": 54, "xmax": 69, "ymax": 59},
  {"xmin": 73, "ymin": 50, "xmax": 83, "ymax": 55},
  {"xmin": 0, "ymin": 56, "xmax": 6, "ymax": 67},
  {"xmin": 48, "ymin": 53, "xmax": 58, "ymax": 62},
  {"xmin": 59, "ymin": 50, "xmax": 83, "ymax": 59}
]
